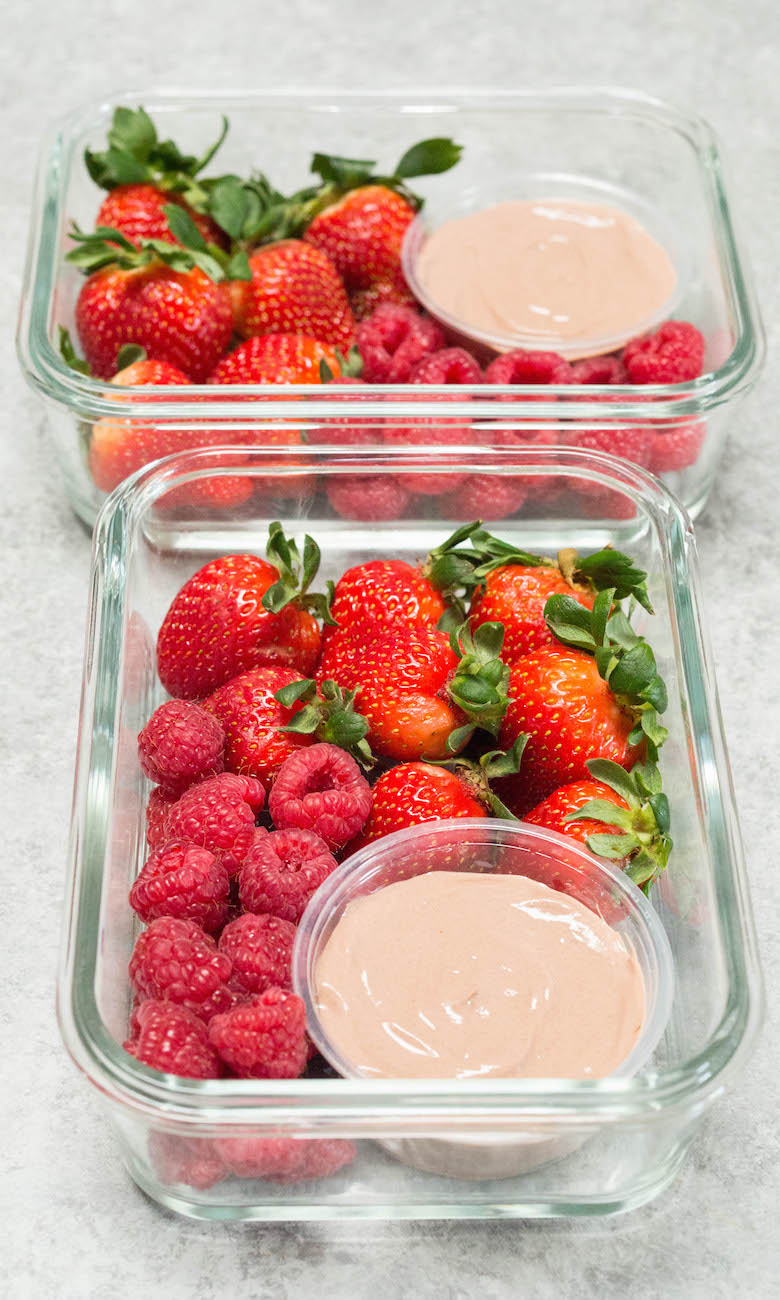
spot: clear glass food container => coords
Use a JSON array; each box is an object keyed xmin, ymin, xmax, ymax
[
  {"xmin": 59, "ymin": 444, "xmax": 762, "ymax": 1221},
  {"xmin": 18, "ymin": 88, "xmax": 764, "ymax": 529}
]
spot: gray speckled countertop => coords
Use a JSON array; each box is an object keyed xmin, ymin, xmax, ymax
[{"xmin": 2, "ymin": 2, "xmax": 778, "ymax": 1295}]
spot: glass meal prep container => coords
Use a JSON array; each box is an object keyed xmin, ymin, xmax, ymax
[
  {"xmin": 59, "ymin": 444, "xmax": 762, "ymax": 1221},
  {"xmin": 18, "ymin": 87, "xmax": 764, "ymax": 530}
]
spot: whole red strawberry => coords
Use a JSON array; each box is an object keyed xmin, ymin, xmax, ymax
[
  {"xmin": 498, "ymin": 646, "xmax": 639, "ymax": 813},
  {"xmin": 318, "ymin": 618, "xmax": 510, "ymax": 762},
  {"xmin": 301, "ymin": 137, "xmax": 461, "ymax": 290},
  {"xmin": 204, "ymin": 665, "xmax": 314, "ymax": 786},
  {"xmin": 464, "ymin": 532, "xmax": 652, "ymax": 664},
  {"xmin": 524, "ymin": 779, "xmax": 630, "ymax": 857},
  {"xmin": 523, "ymin": 757, "xmax": 673, "ymax": 891},
  {"xmin": 208, "ymin": 333, "xmax": 340, "ymax": 385},
  {"xmin": 305, "ymin": 185, "xmax": 417, "ymax": 289},
  {"xmin": 323, "ymin": 558, "xmax": 448, "ymax": 647},
  {"xmin": 74, "ymin": 262, "xmax": 232, "ymax": 381},
  {"xmin": 156, "ymin": 526, "xmax": 329, "ymax": 698},
  {"xmin": 349, "ymin": 761, "xmax": 486, "ymax": 850},
  {"xmin": 97, "ymin": 184, "xmax": 225, "ymax": 250},
  {"xmin": 469, "ymin": 566, "xmax": 594, "ymax": 662},
  {"xmin": 88, "ymin": 357, "xmax": 191, "ymax": 491},
  {"xmin": 231, "ymin": 240, "xmax": 354, "ymax": 350}
]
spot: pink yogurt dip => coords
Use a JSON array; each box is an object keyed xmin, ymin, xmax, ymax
[
  {"xmin": 414, "ymin": 198, "xmax": 677, "ymax": 358},
  {"xmin": 314, "ymin": 870, "xmax": 645, "ymax": 1080}
]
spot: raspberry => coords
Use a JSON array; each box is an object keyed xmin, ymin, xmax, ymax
[
  {"xmin": 570, "ymin": 355, "xmax": 626, "ymax": 384},
  {"xmin": 382, "ymin": 394, "xmax": 473, "ymax": 496},
  {"xmin": 268, "ymin": 743, "xmax": 372, "ymax": 850},
  {"xmin": 439, "ymin": 470, "xmax": 528, "ymax": 521},
  {"xmin": 356, "ymin": 303, "xmax": 444, "ymax": 382},
  {"xmin": 622, "ymin": 321, "xmax": 704, "ymax": 384},
  {"xmin": 218, "ymin": 1135, "xmax": 355, "ymax": 1183},
  {"xmin": 167, "ymin": 772, "xmax": 266, "ymax": 876},
  {"xmin": 129, "ymin": 839, "xmax": 231, "ymax": 932},
  {"xmin": 569, "ymin": 424, "xmax": 652, "ymax": 467},
  {"xmin": 123, "ymin": 1000, "xmax": 221, "ymax": 1078},
  {"xmin": 146, "ymin": 786, "xmax": 176, "ymax": 848},
  {"xmin": 326, "ymin": 473, "xmax": 411, "ymax": 522},
  {"xmin": 239, "ymin": 827, "xmax": 338, "ymax": 922},
  {"xmin": 410, "ymin": 347, "xmax": 482, "ymax": 385},
  {"xmin": 349, "ymin": 275, "xmax": 416, "ymax": 321},
  {"xmin": 218, "ymin": 912, "xmax": 297, "ymax": 995},
  {"xmin": 485, "ymin": 348, "xmax": 572, "ymax": 397},
  {"xmin": 647, "ymin": 419, "xmax": 706, "ymax": 472},
  {"xmin": 129, "ymin": 916, "xmax": 235, "ymax": 1022},
  {"xmin": 208, "ymin": 988, "xmax": 308, "ymax": 1078},
  {"xmin": 149, "ymin": 1133, "xmax": 227, "ymax": 1190}
]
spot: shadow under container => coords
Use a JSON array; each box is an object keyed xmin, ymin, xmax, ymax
[
  {"xmin": 59, "ymin": 445, "xmax": 762, "ymax": 1220},
  {"xmin": 18, "ymin": 88, "xmax": 764, "ymax": 530}
]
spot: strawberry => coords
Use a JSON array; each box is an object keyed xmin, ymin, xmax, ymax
[
  {"xmin": 208, "ymin": 334, "xmax": 339, "ymax": 386},
  {"xmin": 204, "ymin": 666, "xmax": 315, "ymax": 786},
  {"xmin": 464, "ymin": 533, "xmax": 652, "ymax": 664},
  {"xmin": 316, "ymin": 618, "xmax": 510, "ymax": 761},
  {"xmin": 300, "ymin": 138, "xmax": 461, "ymax": 290},
  {"xmin": 349, "ymin": 762, "xmax": 487, "ymax": 849},
  {"xmin": 96, "ymin": 184, "xmax": 225, "ymax": 251},
  {"xmin": 319, "ymin": 521, "xmax": 483, "ymax": 651},
  {"xmin": 524, "ymin": 758, "xmax": 672, "ymax": 891},
  {"xmin": 156, "ymin": 525, "xmax": 332, "ymax": 698},
  {"xmin": 72, "ymin": 248, "xmax": 233, "ymax": 381},
  {"xmin": 347, "ymin": 741, "xmax": 523, "ymax": 851},
  {"xmin": 497, "ymin": 588, "xmax": 669, "ymax": 813},
  {"xmin": 230, "ymin": 241, "xmax": 355, "ymax": 350}
]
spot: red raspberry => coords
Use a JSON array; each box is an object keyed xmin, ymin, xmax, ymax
[
  {"xmin": 326, "ymin": 473, "xmax": 411, "ymax": 521},
  {"xmin": 569, "ymin": 424, "xmax": 652, "ymax": 468},
  {"xmin": 570, "ymin": 355, "xmax": 626, "ymax": 384},
  {"xmin": 218, "ymin": 1135, "xmax": 355, "ymax": 1183},
  {"xmin": 410, "ymin": 347, "xmax": 482, "ymax": 384},
  {"xmin": 350, "ymin": 274, "xmax": 416, "ymax": 321},
  {"xmin": 647, "ymin": 419, "xmax": 706, "ymax": 472},
  {"xmin": 622, "ymin": 321, "xmax": 704, "ymax": 384},
  {"xmin": 208, "ymin": 988, "xmax": 308, "ymax": 1078},
  {"xmin": 485, "ymin": 348, "xmax": 572, "ymax": 397},
  {"xmin": 167, "ymin": 772, "xmax": 266, "ymax": 876},
  {"xmin": 382, "ymin": 393, "xmax": 474, "ymax": 497},
  {"xmin": 123, "ymin": 1000, "xmax": 221, "ymax": 1078},
  {"xmin": 218, "ymin": 912, "xmax": 297, "ymax": 995},
  {"xmin": 129, "ymin": 916, "xmax": 235, "ymax": 1022},
  {"xmin": 239, "ymin": 827, "xmax": 338, "ymax": 922},
  {"xmin": 268, "ymin": 743, "xmax": 372, "ymax": 850},
  {"xmin": 129, "ymin": 839, "xmax": 231, "ymax": 933},
  {"xmin": 146, "ymin": 786, "xmax": 176, "ymax": 848},
  {"xmin": 138, "ymin": 700, "xmax": 226, "ymax": 795},
  {"xmin": 356, "ymin": 303, "xmax": 444, "ymax": 382},
  {"xmin": 439, "ymin": 469, "xmax": 528, "ymax": 521},
  {"xmin": 148, "ymin": 1133, "xmax": 227, "ymax": 1190}
]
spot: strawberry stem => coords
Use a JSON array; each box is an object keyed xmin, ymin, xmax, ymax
[
  {"xmin": 274, "ymin": 678, "xmax": 374, "ymax": 769},
  {"xmin": 566, "ymin": 758, "xmax": 673, "ymax": 891},
  {"xmin": 262, "ymin": 523, "xmax": 337, "ymax": 625},
  {"xmin": 84, "ymin": 106, "xmax": 229, "ymax": 195},
  {"xmin": 446, "ymin": 620, "xmax": 511, "ymax": 750}
]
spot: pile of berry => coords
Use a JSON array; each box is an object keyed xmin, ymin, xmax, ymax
[
  {"xmin": 62, "ymin": 107, "xmax": 707, "ymax": 515},
  {"xmin": 125, "ymin": 519, "xmax": 673, "ymax": 1190}
]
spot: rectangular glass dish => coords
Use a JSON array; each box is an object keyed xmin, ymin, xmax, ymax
[
  {"xmin": 59, "ymin": 445, "xmax": 762, "ymax": 1220},
  {"xmin": 18, "ymin": 88, "xmax": 764, "ymax": 529}
]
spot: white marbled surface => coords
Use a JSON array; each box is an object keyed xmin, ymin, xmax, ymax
[{"xmin": 1, "ymin": 1, "xmax": 778, "ymax": 1295}]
